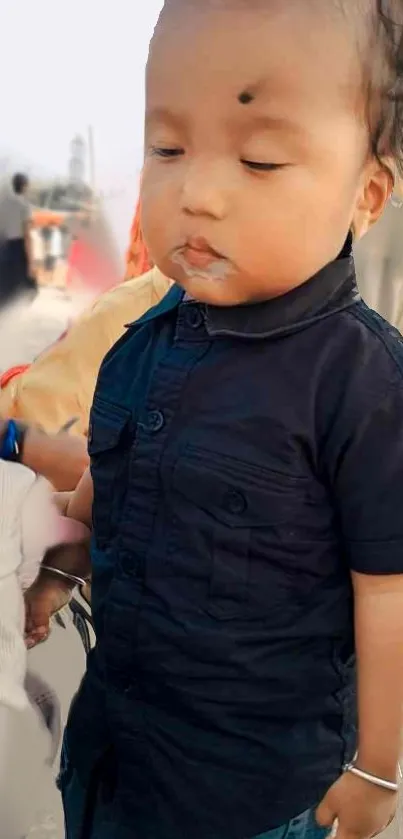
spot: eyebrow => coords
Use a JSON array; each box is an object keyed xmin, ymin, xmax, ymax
[
  {"xmin": 146, "ymin": 106, "xmax": 308, "ymax": 141},
  {"xmin": 239, "ymin": 113, "xmax": 308, "ymax": 139},
  {"xmin": 145, "ymin": 107, "xmax": 187, "ymax": 131}
]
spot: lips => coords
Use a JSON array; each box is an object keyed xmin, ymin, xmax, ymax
[{"xmin": 179, "ymin": 237, "xmax": 224, "ymax": 269}]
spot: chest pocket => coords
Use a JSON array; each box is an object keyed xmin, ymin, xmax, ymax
[
  {"xmin": 88, "ymin": 397, "xmax": 132, "ymax": 547},
  {"xmin": 168, "ymin": 445, "xmax": 302, "ymax": 621}
]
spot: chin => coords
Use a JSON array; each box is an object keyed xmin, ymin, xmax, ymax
[
  {"xmin": 186, "ymin": 281, "xmax": 241, "ymax": 307},
  {"xmin": 167, "ymin": 270, "xmax": 244, "ymax": 308}
]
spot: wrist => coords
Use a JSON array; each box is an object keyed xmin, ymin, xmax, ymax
[
  {"xmin": 41, "ymin": 542, "xmax": 91, "ymax": 582},
  {"xmin": 21, "ymin": 424, "xmax": 45, "ymax": 468},
  {"xmin": 0, "ymin": 419, "xmax": 28, "ymax": 462},
  {"xmin": 355, "ymin": 752, "xmax": 400, "ymax": 784},
  {"xmin": 38, "ymin": 566, "xmax": 76, "ymax": 593}
]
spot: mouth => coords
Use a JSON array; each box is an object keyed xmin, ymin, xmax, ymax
[{"xmin": 176, "ymin": 237, "xmax": 225, "ymax": 270}]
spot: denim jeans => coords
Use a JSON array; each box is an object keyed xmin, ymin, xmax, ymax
[{"xmin": 254, "ymin": 809, "xmax": 328, "ymax": 839}]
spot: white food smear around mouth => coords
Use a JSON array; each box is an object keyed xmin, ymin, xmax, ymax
[{"xmin": 172, "ymin": 251, "xmax": 231, "ymax": 282}]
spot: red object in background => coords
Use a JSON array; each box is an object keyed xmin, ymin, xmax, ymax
[
  {"xmin": 0, "ymin": 365, "xmax": 30, "ymax": 389},
  {"xmin": 66, "ymin": 237, "xmax": 119, "ymax": 295}
]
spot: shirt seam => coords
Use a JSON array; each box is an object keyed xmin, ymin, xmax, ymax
[{"xmin": 345, "ymin": 303, "xmax": 403, "ymax": 382}]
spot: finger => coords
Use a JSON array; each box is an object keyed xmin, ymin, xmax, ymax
[
  {"xmin": 316, "ymin": 800, "xmax": 337, "ymax": 828},
  {"xmin": 25, "ymin": 626, "xmax": 50, "ymax": 649},
  {"xmin": 24, "ymin": 609, "xmax": 36, "ymax": 636}
]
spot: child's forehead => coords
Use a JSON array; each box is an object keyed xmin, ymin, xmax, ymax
[{"xmin": 147, "ymin": 2, "xmax": 363, "ymax": 120}]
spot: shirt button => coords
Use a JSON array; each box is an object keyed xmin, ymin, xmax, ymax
[
  {"xmin": 147, "ymin": 410, "xmax": 165, "ymax": 433},
  {"xmin": 223, "ymin": 489, "xmax": 246, "ymax": 515},
  {"xmin": 186, "ymin": 307, "xmax": 204, "ymax": 329}
]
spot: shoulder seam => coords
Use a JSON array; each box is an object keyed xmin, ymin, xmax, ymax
[{"xmin": 346, "ymin": 301, "xmax": 403, "ymax": 379}]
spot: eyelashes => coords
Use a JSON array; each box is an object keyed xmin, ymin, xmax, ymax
[
  {"xmin": 149, "ymin": 146, "xmax": 184, "ymax": 159},
  {"xmin": 149, "ymin": 147, "xmax": 287, "ymax": 172},
  {"xmin": 240, "ymin": 160, "xmax": 286, "ymax": 171}
]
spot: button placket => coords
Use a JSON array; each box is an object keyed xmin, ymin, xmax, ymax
[{"xmin": 185, "ymin": 306, "xmax": 204, "ymax": 330}]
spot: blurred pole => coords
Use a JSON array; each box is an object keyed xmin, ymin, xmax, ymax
[
  {"xmin": 87, "ymin": 125, "xmax": 97, "ymax": 238},
  {"xmin": 88, "ymin": 125, "xmax": 96, "ymax": 196}
]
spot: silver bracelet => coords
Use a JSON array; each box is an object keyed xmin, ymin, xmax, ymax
[
  {"xmin": 344, "ymin": 762, "xmax": 399, "ymax": 792},
  {"xmin": 41, "ymin": 565, "xmax": 88, "ymax": 589}
]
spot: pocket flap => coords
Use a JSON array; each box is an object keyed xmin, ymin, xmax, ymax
[
  {"xmin": 172, "ymin": 446, "xmax": 296, "ymax": 527},
  {"xmin": 88, "ymin": 398, "xmax": 131, "ymax": 455}
]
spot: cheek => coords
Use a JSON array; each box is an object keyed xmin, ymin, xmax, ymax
[
  {"xmin": 140, "ymin": 171, "xmax": 174, "ymax": 253},
  {"xmin": 235, "ymin": 172, "xmax": 353, "ymax": 285}
]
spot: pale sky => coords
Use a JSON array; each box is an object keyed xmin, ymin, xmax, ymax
[{"xmin": 1, "ymin": 0, "xmax": 164, "ymax": 254}]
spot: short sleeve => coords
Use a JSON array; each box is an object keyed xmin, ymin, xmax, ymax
[{"xmin": 332, "ymin": 385, "xmax": 403, "ymax": 575}]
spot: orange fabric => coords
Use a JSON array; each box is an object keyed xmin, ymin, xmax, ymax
[
  {"xmin": 32, "ymin": 209, "xmax": 66, "ymax": 228},
  {"xmin": 124, "ymin": 199, "xmax": 151, "ymax": 280}
]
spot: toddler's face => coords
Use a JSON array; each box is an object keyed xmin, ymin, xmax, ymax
[{"xmin": 141, "ymin": 1, "xmax": 391, "ymax": 306}]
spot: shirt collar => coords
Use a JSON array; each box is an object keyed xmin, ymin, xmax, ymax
[{"xmin": 128, "ymin": 237, "xmax": 359, "ymax": 340}]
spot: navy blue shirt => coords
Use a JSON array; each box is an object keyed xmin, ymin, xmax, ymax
[{"xmin": 65, "ymin": 249, "xmax": 403, "ymax": 839}]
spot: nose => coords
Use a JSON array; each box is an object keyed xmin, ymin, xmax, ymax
[{"xmin": 180, "ymin": 159, "xmax": 229, "ymax": 220}]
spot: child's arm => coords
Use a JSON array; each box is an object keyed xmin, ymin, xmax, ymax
[
  {"xmin": 64, "ymin": 466, "xmax": 93, "ymax": 529},
  {"xmin": 316, "ymin": 572, "xmax": 402, "ymax": 839},
  {"xmin": 316, "ymin": 382, "xmax": 403, "ymax": 839},
  {"xmin": 353, "ymin": 571, "xmax": 403, "ymax": 780}
]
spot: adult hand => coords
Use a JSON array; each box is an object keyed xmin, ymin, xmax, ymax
[
  {"xmin": 0, "ymin": 420, "xmax": 88, "ymax": 490},
  {"xmin": 24, "ymin": 571, "xmax": 73, "ymax": 649},
  {"xmin": 316, "ymin": 771, "xmax": 397, "ymax": 839}
]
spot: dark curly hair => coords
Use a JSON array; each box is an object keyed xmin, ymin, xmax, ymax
[{"xmin": 372, "ymin": 1, "xmax": 403, "ymax": 175}]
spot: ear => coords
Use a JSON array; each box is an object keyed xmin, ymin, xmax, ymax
[{"xmin": 352, "ymin": 159, "xmax": 394, "ymax": 240}]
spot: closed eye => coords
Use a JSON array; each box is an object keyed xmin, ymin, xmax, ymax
[
  {"xmin": 241, "ymin": 160, "xmax": 287, "ymax": 171},
  {"xmin": 150, "ymin": 146, "xmax": 184, "ymax": 159}
]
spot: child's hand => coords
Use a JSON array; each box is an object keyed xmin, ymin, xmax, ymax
[
  {"xmin": 24, "ymin": 572, "xmax": 73, "ymax": 649},
  {"xmin": 316, "ymin": 772, "xmax": 397, "ymax": 839}
]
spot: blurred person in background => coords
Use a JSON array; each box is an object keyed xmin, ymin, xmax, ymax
[
  {"xmin": 0, "ymin": 173, "xmax": 37, "ymax": 307},
  {"xmin": 43, "ymin": 225, "xmax": 56, "ymax": 281},
  {"xmin": 31, "ymin": 225, "xmax": 44, "ymax": 277},
  {"xmin": 48, "ymin": 225, "xmax": 63, "ymax": 284}
]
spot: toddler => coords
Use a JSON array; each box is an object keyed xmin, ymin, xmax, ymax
[{"xmin": 25, "ymin": 2, "xmax": 403, "ymax": 838}]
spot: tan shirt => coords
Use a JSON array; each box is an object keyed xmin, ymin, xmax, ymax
[{"xmin": 0, "ymin": 269, "xmax": 172, "ymax": 435}]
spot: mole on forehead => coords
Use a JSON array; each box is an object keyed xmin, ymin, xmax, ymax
[
  {"xmin": 237, "ymin": 78, "xmax": 269, "ymax": 105},
  {"xmin": 238, "ymin": 91, "xmax": 254, "ymax": 105}
]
